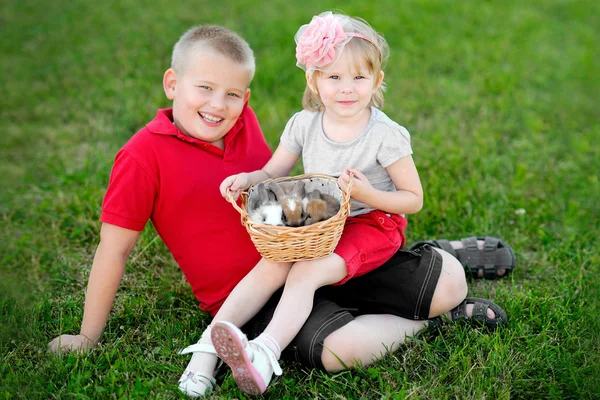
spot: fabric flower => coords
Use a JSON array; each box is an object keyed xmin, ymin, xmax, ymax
[{"xmin": 295, "ymin": 12, "xmax": 349, "ymax": 71}]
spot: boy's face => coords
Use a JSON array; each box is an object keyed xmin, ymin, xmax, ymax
[{"xmin": 163, "ymin": 51, "xmax": 251, "ymax": 149}]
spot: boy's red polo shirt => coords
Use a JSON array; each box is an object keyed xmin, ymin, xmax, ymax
[{"xmin": 101, "ymin": 106, "xmax": 272, "ymax": 315}]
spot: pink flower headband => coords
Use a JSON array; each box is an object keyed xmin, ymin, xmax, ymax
[{"xmin": 295, "ymin": 12, "xmax": 381, "ymax": 73}]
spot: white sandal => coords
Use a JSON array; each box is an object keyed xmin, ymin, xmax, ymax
[
  {"xmin": 211, "ymin": 321, "xmax": 282, "ymax": 396},
  {"xmin": 178, "ymin": 342, "xmax": 222, "ymax": 398}
]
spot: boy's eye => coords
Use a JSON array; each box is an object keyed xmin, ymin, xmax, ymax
[
  {"xmin": 198, "ymin": 85, "xmax": 211, "ymax": 90},
  {"xmin": 228, "ymin": 92, "xmax": 241, "ymax": 98}
]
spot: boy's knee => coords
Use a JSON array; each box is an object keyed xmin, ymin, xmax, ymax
[
  {"xmin": 321, "ymin": 330, "xmax": 360, "ymax": 371},
  {"xmin": 429, "ymin": 249, "xmax": 468, "ymax": 316}
]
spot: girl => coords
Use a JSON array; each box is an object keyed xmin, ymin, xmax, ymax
[{"xmin": 178, "ymin": 12, "xmax": 507, "ymax": 397}]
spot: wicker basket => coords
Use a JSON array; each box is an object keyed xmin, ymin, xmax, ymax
[{"xmin": 227, "ymin": 173, "xmax": 353, "ymax": 262}]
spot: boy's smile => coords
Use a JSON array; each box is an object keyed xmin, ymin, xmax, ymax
[{"xmin": 164, "ymin": 51, "xmax": 251, "ymax": 149}]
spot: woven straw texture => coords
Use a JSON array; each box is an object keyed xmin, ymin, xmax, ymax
[{"xmin": 227, "ymin": 174, "xmax": 352, "ymax": 262}]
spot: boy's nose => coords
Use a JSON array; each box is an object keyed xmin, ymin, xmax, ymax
[{"xmin": 210, "ymin": 96, "xmax": 226, "ymax": 110}]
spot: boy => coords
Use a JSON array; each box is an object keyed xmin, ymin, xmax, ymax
[
  {"xmin": 49, "ymin": 24, "xmax": 507, "ymax": 398},
  {"xmin": 48, "ymin": 24, "xmax": 272, "ymax": 394}
]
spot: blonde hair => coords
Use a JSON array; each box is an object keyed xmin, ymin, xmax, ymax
[
  {"xmin": 171, "ymin": 25, "xmax": 255, "ymax": 80},
  {"xmin": 302, "ymin": 17, "xmax": 389, "ymax": 112}
]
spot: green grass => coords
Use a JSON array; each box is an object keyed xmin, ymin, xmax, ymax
[{"xmin": 1, "ymin": 0, "xmax": 599, "ymax": 398}]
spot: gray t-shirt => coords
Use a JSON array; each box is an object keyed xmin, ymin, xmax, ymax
[{"xmin": 280, "ymin": 107, "xmax": 413, "ymax": 216}]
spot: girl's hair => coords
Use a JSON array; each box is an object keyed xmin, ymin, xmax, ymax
[
  {"xmin": 300, "ymin": 15, "xmax": 390, "ymax": 112},
  {"xmin": 171, "ymin": 25, "xmax": 255, "ymax": 80}
]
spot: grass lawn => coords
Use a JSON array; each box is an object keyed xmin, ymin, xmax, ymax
[{"xmin": 1, "ymin": 0, "xmax": 599, "ymax": 398}]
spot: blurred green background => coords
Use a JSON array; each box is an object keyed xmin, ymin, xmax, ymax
[{"xmin": 1, "ymin": 0, "xmax": 599, "ymax": 398}]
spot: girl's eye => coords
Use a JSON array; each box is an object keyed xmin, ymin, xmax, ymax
[
  {"xmin": 355, "ymin": 76, "xmax": 365, "ymax": 80},
  {"xmin": 329, "ymin": 75, "xmax": 339, "ymax": 80}
]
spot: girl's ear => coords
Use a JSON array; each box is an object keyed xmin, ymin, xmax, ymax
[
  {"xmin": 163, "ymin": 68, "xmax": 177, "ymax": 100},
  {"xmin": 374, "ymin": 71, "xmax": 385, "ymax": 91},
  {"xmin": 306, "ymin": 72, "xmax": 318, "ymax": 94}
]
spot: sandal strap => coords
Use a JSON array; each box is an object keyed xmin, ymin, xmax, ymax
[
  {"xmin": 251, "ymin": 341, "xmax": 283, "ymax": 376},
  {"xmin": 179, "ymin": 342, "xmax": 217, "ymax": 356},
  {"xmin": 461, "ymin": 236, "xmax": 514, "ymax": 278},
  {"xmin": 432, "ymin": 239, "xmax": 457, "ymax": 257},
  {"xmin": 179, "ymin": 368, "xmax": 217, "ymax": 388}
]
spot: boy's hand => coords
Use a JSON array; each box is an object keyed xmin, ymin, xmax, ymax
[
  {"xmin": 220, "ymin": 173, "xmax": 250, "ymax": 201},
  {"xmin": 338, "ymin": 168, "xmax": 373, "ymax": 202},
  {"xmin": 48, "ymin": 334, "xmax": 96, "ymax": 354}
]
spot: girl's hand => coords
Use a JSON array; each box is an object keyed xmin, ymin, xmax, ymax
[
  {"xmin": 220, "ymin": 173, "xmax": 250, "ymax": 201},
  {"xmin": 338, "ymin": 168, "xmax": 373, "ymax": 201},
  {"xmin": 48, "ymin": 334, "xmax": 96, "ymax": 354}
]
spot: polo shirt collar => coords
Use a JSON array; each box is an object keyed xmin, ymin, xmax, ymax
[{"xmin": 146, "ymin": 107, "xmax": 245, "ymax": 154}]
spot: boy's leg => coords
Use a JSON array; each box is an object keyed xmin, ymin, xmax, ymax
[
  {"xmin": 293, "ymin": 246, "xmax": 503, "ymax": 371},
  {"xmin": 320, "ymin": 247, "xmax": 469, "ymax": 370}
]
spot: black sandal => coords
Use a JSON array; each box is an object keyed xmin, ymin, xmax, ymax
[
  {"xmin": 429, "ymin": 297, "xmax": 508, "ymax": 331},
  {"xmin": 410, "ymin": 236, "xmax": 516, "ymax": 279}
]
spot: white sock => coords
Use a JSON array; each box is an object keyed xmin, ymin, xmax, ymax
[
  {"xmin": 253, "ymin": 332, "xmax": 282, "ymax": 360},
  {"xmin": 187, "ymin": 325, "xmax": 218, "ymax": 374}
]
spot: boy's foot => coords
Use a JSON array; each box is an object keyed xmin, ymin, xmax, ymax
[
  {"xmin": 211, "ymin": 321, "xmax": 282, "ymax": 396},
  {"xmin": 410, "ymin": 236, "xmax": 515, "ymax": 279},
  {"xmin": 179, "ymin": 342, "xmax": 221, "ymax": 398},
  {"xmin": 429, "ymin": 297, "xmax": 508, "ymax": 331}
]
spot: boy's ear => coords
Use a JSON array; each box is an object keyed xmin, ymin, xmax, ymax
[
  {"xmin": 244, "ymin": 88, "xmax": 251, "ymax": 104},
  {"xmin": 374, "ymin": 71, "xmax": 385, "ymax": 91},
  {"xmin": 163, "ymin": 68, "xmax": 177, "ymax": 100},
  {"xmin": 306, "ymin": 72, "xmax": 318, "ymax": 94}
]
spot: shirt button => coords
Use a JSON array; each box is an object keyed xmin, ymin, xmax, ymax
[
  {"xmin": 379, "ymin": 217, "xmax": 385, "ymax": 224},
  {"xmin": 360, "ymin": 254, "xmax": 367, "ymax": 262}
]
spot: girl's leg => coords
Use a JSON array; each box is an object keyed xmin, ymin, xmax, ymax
[
  {"xmin": 262, "ymin": 253, "xmax": 348, "ymax": 350},
  {"xmin": 179, "ymin": 258, "xmax": 291, "ymax": 397},
  {"xmin": 320, "ymin": 248, "xmax": 498, "ymax": 371},
  {"xmin": 209, "ymin": 254, "xmax": 348, "ymax": 395},
  {"xmin": 213, "ymin": 258, "xmax": 293, "ymax": 326}
]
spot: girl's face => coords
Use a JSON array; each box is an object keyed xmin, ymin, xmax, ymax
[{"xmin": 309, "ymin": 48, "xmax": 383, "ymax": 122}]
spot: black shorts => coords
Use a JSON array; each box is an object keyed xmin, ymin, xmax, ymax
[{"xmin": 241, "ymin": 244, "xmax": 442, "ymax": 370}]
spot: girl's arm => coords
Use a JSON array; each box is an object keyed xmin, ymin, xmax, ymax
[
  {"xmin": 220, "ymin": 145, "xmax": 300, "ymax": 199},
  {"xmin": 48, "ymin": 223, "xmax": 139, "ymax": 353},
  {"xmin": 339, "ymin": 156, "xmax": 423, "ymax": 215}
]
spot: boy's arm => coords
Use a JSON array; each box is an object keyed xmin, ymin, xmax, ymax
[{"xmin": 48, "ymin": 223, "xmax": 140, "ymax": 353}]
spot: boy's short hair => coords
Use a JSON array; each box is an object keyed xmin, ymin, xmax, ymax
[{"xmin": 171, "ymin": 25, "xmax": 255, "ymax": 80}]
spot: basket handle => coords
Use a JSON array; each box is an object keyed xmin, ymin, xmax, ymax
[
  {"xmin": 345, "ymin": 172, "xmax": 355, "ymax": 195},
  {"xmin": 225, "ymin": 189, "xmax": 246, "ymax": 215}
]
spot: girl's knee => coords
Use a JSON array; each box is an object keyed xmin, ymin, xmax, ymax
[
  {"xmin": 287, "ymin": 255, "xmax": 347, "ymax": 287},
  {"xmin": 257, "ymin": 259, "xmax": 293, "ymax": 286}
]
